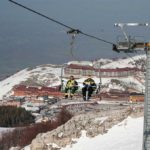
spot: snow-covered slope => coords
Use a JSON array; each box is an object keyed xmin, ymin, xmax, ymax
[
  {"xmin": 77, "ymin": 76, "xmax": 145, "ymax": 93},
  {"xmin": 61, "ymin": 117, "xmax": 143, "ymax": 150},
  {"xmin": 0, "ymin": 69, "xmax": 30, "ymax": 99},
  {"xmin": 0, "ymin": 55, "xmax": 146, "ymax": 99},
  {"xmin": 0, "ymin": 64, "xmax": 62, "ymax": 99},
  {"xmin": 23, "ymin": 116, "xmax": 143, "ymax": 150},
  {"xmin": 100, "ymin": 54, "xmax": 146, "ymax": 69}
]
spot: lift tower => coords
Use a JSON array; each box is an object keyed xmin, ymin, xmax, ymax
[{"xmin": 114, "ymin": 23, "xmax": 150, "ymax": 150}]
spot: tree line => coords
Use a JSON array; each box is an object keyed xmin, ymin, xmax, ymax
[
  {"xmin": 0, "ymin": 108, "xmax": 73, "ymax": 150},
  {"xmin": 0, "ymin": 106, "xmax": 35, "ymax": 127}
]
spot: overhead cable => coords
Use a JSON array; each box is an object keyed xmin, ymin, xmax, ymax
[
  {"xmin": 9, "ymin": 0, "xmax": 115, "ymax": 46},
  {"xmin": 124, "ymin": 53, "xmax": 138, "ymax": 67}
]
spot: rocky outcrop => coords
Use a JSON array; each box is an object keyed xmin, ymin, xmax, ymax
[{"xmin": 30, "ymin": 107, "xmax": 134, "ymax": 150}]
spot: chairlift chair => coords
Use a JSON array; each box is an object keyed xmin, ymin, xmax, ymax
[{"xmin": 113, "ymin": 23, "xmax": 148, "ymax": 53}]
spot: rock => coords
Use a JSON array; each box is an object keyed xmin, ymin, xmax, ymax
[{"xmin": 29, "ymin": 107, "xmax": 133, "ymax": 150}]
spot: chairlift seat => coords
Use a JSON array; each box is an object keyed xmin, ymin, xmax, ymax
[{"xmin": 114, "ymin": 41, "xmax": 146, "ymax": 52}]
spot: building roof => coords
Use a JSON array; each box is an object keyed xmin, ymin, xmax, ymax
[
  {"xmin": 66, "ymin": 64, "xmax": 94, "ymax": 70},
  {"xmin": 14, "ymin": 85, "xmax": 60, "ymax": 92},
  {"xmin": 66, "ymin": 64, "xmax": 141, "ymax": 72}
]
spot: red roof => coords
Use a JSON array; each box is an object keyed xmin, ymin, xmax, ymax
[
  {"xmin": 66, "ymin": 64, "xmax": 94, "ymax": 70},
  {"xmin": 95, "ymin": 67, "xmax": 141, "ymax": 72},
  {"xmin": 14, "ymin": 85, "xmax": 60, "ymax": 92},
  {"xmin": 66, "ymin": 64, "xmax": 141, "ymax": 72}
]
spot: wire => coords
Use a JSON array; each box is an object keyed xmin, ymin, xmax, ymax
[
  {"xmin": 9, "ymin": 0, "xmax": 73, "ymax": 30},
  {"xmin": 123, "ymin": 53, "xmax": 138, "ymax": 68},
  {"xmin": 9, "ymin": 0, "xmax": 115, "ymax": 46},
  {"xmin": 81, "ymin": 32, "xmax": 114, "ymax": 45}
]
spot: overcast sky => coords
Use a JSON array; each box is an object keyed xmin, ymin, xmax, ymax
[{"xmin": 0, "ymin": 0, "xmax": 150, "ymax": 74}]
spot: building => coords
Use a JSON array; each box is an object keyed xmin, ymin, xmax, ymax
[
  {"xmin": 13, "ymin": 85, "xmax": 63, "ymax": 97},
  {"xmin": 129, "ymin": 92, "xmax": 144, "ymax": 102},
  {"xmin": 64, "ymin": 64, "xmax": 142, "ymax": 78},
  {"xmin": 0, "ymin": 100, "xmax": 22, "ymax": 107}
]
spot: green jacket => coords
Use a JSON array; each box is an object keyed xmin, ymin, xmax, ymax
[{"xmin": 66, "ymin": 79, "xmax": 78, "ymax": 88}]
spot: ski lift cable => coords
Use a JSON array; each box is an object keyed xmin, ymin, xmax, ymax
[
  {"xmin": 9, "ymin": 0, "xmax": 115, "ymax": 46},
  {"xmin": 80, "ymin": 32, "xmax": 114, "ymax": 45},
  {"xmin": 9, "ymin": 0, "xmax": 73, "ymax": 30},
  {"xmin": 123, "ymin": 52, "xmax": 138, "ymax": 67}
]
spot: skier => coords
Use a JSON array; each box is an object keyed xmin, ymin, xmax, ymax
[
  {"xmin": 64, "ymin": 75, "xmax": 78, "ymax": 99},
  {"xmin": 82, "ymin": 75, "xmax": 96, "ymax": 101}
]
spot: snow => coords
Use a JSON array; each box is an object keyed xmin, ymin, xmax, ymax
[
  {"xmin": 0, "ymin": 127, "xmax": 14, "ymax": 137},
  {"xmin": 68, "ymin": 61, "xmax": 93, "ymax": 66},
  {"xmin": 21, "ymin": 104, "xmax": 39, "ymax": 112},
  {"xmin": 0, "ymin": 127, "xmax": 14, "ymax": 133},
  {"xmin": 0, "ymin": 65, "xmax": 62, "ymax": 99},
  {"xmin": 0, "ymin": 69, "xmax": 30, "ymax": 100},
  {"xmin": 101, "ymin": 54, "xmax": 146, "ymax": 69},
  {"xmin": 94, "ymin": 117, "xmax": 108, "ymax": 124},
  {"xmin": 61, "ymin": 117, "xmax": 143, "ymax": 150},
  {"xmin": 76, "ymin": 76, "xmax": 144, "ymax": 92},
  {"xmin": 0, "ymin": 55, "xmax": 145, "ymax": 150},
  {"xmin": 22, "ymin": 145, "xmax": 30, "ymax": 150},
  {"xmin": 0, "ymin": 54, "xmax": 145, "ymax": 99}
]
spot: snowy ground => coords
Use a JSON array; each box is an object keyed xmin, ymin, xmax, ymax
[
  {"xmin": 101, "ymin": 54, "xmax": 146, "ymax": 69},
  {"xmin": 23, "ymin": 116, "xmax": 143, "ymax": 150},
  {"xmin": 0, "ymin": 65, "xmax": 61, "ymax": 99},
  {"xmin": 61, "ymin": 117, "xmax": 143, "ymax": 150},
  {"xmin": 0, "ymin": 127, "xmax": 14, "ymax": 137}
]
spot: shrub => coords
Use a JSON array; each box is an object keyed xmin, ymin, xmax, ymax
[
  {"xmin": 0, "ymin": 106, "xmax": 35, "ymax": 127},
  {"xmin": 0, "ymin": 108, "xmax": 73, "ymax": 149}
]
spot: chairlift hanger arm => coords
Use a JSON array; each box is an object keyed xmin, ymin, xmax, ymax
[
  {"xmin": 9, "ymin": 0, "xmax": 115, "ymax": 46},
  {"xmin": 114, "ymin": 23, "xmax": 149, "ymax": 27},
  {"xmin": 113, "ymin": 22, "xmax": 150, "ymax": 53},
  {"xmin": 114, "ymin": 23, "xmax": 150, "ymax": 43}
]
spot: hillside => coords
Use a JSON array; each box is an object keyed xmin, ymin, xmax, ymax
[
  {"xmin": 27, "ymin": 107, "xmax": 143, "ymax": 150},
  {"xmin": 0, "ymin": 54, "xmax": 146, "ymax": 100},
  {"xmin": 0, "ymin": 64, "xmax": 61, "ymax": 99},
  {"xmin": 60, "ymin": 117, "xmax": 143, "ymax": 150},
  {"xmin": 94, "ymin": 54, "xmax": 146, "ymax": 69}
]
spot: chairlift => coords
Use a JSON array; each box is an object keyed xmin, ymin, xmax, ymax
[
  {"xmin": 113, "ymin": 23, "xmax": 148, "ymax": 53},
  {"xmin": 67, "ymin": 29, "xmax": 81, "ymax": 35},
  {"xmin": 67, "ymin": 29, "xmax": 80, "ymax": 60}
]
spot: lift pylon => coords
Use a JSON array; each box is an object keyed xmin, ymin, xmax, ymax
[{"xmin": 114, "ymin": 22, "xmax": 150, "ymax": 150}]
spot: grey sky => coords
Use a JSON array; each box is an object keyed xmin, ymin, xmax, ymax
[{"xmin": 0, "ymin": 0, "xmax": 150, "ymax": 74}]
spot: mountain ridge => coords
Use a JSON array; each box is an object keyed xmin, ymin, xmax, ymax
[{"xmin": 0, "ymin": 54, "xmax": 146, "ymax": 100}]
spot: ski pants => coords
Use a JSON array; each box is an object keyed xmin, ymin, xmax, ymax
[
  {"xmin": 65, "ymin": 87, "xmax": 77, "ymax": 96},
  {"xmin": 82, "ymin": 86, "xmax": 94, "ymax": 98}
]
